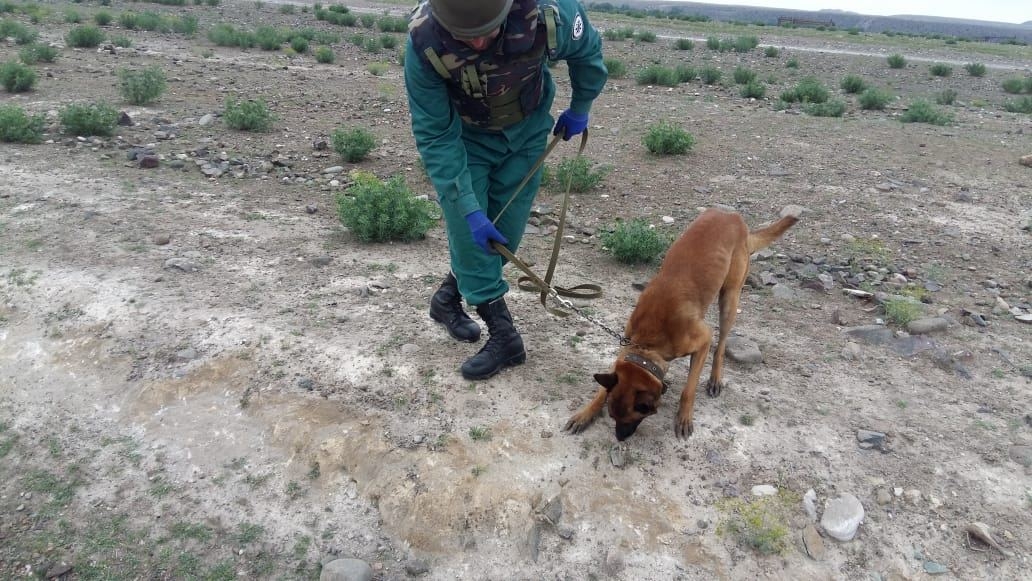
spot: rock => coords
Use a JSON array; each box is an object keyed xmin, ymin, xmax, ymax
[
  {"xmin": 306, "ymin": 204, "xmax": 318, "ymax": 214},
  {"xmin": 751, "ymin": 484, "xmax": 778, "ymax": 497},
  {"xmin": 841, "ymin": 342, "xmax": 864, "ymax": 361},
  {"xmin": 1016, "ymin": 314, "xmax": 1032, "ymax": 324},
  {"xmin": 153, "ymin": 234, "xmax": 171, "ymax": 245},
  {"xmin": 609, "ymin": 444, "xmax": 628, "ymax": 468},
  {"xmin": 604, "ymin": 548, "xmax": 626, "ymax": 576},
  {"xmin": 771, "ymin": 283, "xmax": 796, "ymax": 300},
  {"xmin": 45, "ymin": 563, "xmax": 73, "ymax": 578},
  {"xmin": 138, "ymin": 155, "xmax": 160, "ymax": 168},
  {"xmin": 403, "ymin": 559, "xmax": 429, "ymax": 576},
  {"xmin": 843, "ymin": 325, "xmax": 892, "ymax": 345},
  {"xmin": 297, "ymin": 378, "xmax": 315, "ymax": 391},
  {"xmin": 802, "ymin": 489, "xmax": 817, "ymax": 521},
  {"xmin": 164, "ymin": 257, "xmax": 199, "ymax": 272},
  {"xmin": 904, "ymin": 489, "xmax": 922, "ymax": 504},
  {"xmin": 906, "ymin": 317, "xmax": 949, "ymax": 335},
  {"xmin": 801, "ymin": 524, "xmax": 826, "ymax": 560},
  {"xmin": 820, "ymin": 493, "xmax": 864, "ymax": 541},
  {"xmin": 322, "ymin": 166, "xmax": 344, "ymax": 174},
  {"xmin": 923, "ymin": 561, "xmax": 948, "ymax": 575},
  {"xmin": 1020, "ymin": 154, "xmax": 1032, "ymax": 167},
  {"xmin": 726, "ymin": 336, "xmax": 763, "ymax": 364},
  {"xmin": 310, "ymin": 255, "xmax": 332, "ymax": 267},
  {"xmin": 198, "ymin": 113, "xmax": 214, "ymax": 126},
  {"xmin": 175, "ymin": 348, "xmax": 198, "ymax": 362},
  {"xmin": 857, "ymin": 429, "xmax": 886, "ymax": 449},
  {"xmin": 876, "ymin": 488, "xmax": 892, "ymax": 505},
  {"xmin": 1008, "ymin": 445, "xmax": 1032, "ymax": 467},
  {"xmin": 320, "ymin": 558, "xmax": 373, "ymax": 581},
  {"xmin": 118, "ymin": 111, "xmax": 134, "ymax": 126}
]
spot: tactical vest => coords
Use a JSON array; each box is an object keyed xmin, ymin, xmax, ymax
[{"xmin": 409, "ymin": 0, "xmax": 559, "ymax": 131}]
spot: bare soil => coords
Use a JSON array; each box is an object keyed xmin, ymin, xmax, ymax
[{"xmin": 2, "ymin": 1, "xmax": 1031, "ymax": 580}]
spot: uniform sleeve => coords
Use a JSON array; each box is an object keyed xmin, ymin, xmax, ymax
[
  {"xmin": 553, "ymin": 0, "xmax": 607, "ymax": 115},
  {"xmin": 403, "ymin": 39, "xmax": 480, "ymax": 218}
]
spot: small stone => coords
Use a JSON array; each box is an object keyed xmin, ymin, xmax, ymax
[
  {"xmin": 820, "ymin": 493, "xmax": 864, "ymax": 541},
  {"xmin": 923, "ymin": 561, "xmax": 949, "ymax": 575},
  {"xmin": 876, "ymin": 488, "xmax": 892, "ymax": 505},
  {"xmin": 320, "ymin": 558, "xmax": 373, "ymax": 581},
  {"xmin": 726, "ymin": 336, "xmax": 763, "ymax": 364},
  {"xmin": 297, "ymin": 378, "xmax": 315, "ymax": 391},
  {"xmin": 310, "ymin": 255, "xmax": 332, "ymax": 267},
  {"xmin": 906, "ymin": 317, "xmax": 949, "ymax": 335},
  {"xmin": 857, "ymin": 429, "xmax": 886, "ymax": 448},
  {"xmin": 802, "ymin": 489, "xmax": 817, "ymax": 521},
  {"xmin": 118, "ymin": 111, "xmax": 134, "ymax": 126},
  {"xmin": 306, "ymin": 205, "xmax": 318, "ymax": 214},
  {"xmin": 1020, "ymin": 154, "xmax": 1032, "ymax": 168},
  {"xmin": 609, "ymin": 444, "xmax": 627, "ymax": 468},
  {"xmin": 1008, "ymin": 445, "xmax": 1032, "ymax": 467},
  {"xmin": 138, "ymin": 155, "xmax": 160, "ymax": 168},
  {"xmin": 45, "ymin": 563, "xmax": 73, "ymax": 579},
  {"xmin": 904, "ymin": 489, "xmax": 922, "ymax": 504},
  {"xmin": 802, "ymin": 524, "xmax": 826, "ymax": 560},
  {"xmin": 751, "ymin": 484, "xmax": 778, "ymax": 497},
  {"xmin": 153, "ymin": 234, "xmax": 171, "ymax": 246},
  {"xmin": 403, "ymin": 559, "xmax": 429, "ymax": 576},
  {"xmin": 198, "ymin": 113, "xmax": 214, "ymax": 126}
]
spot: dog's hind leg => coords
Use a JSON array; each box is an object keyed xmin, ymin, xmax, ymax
[
  {"xmin": 675, "ymin": 320, "xmax": 712, "ymax": 439},
  {"xmin": 708, "ymin": 281, "xmax": 744, "ymax": 397}
]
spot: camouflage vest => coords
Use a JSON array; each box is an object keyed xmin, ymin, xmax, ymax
[{"xmin": 409, "ymin": 0, "xmax": 559, "ymax": 131}]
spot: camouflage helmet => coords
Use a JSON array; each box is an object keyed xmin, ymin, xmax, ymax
[{"xmin": 430, "ymin": 0, "xmax": 513, "ymax": 39}]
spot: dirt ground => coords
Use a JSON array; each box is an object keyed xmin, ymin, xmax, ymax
[{"xmin": 2, "ymin": 1, "xmax": 1031, "ymax": 579}]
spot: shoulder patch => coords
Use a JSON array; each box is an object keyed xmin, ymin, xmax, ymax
[{"xmin": 572, "ymin": 13, "xmax": 583, "ymax": 40}]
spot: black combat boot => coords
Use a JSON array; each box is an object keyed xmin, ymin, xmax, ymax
[
  {"xmin": 429, "ymin": 273, "xmax": 481, "ymax": 343},
  {"xmin": 461, "ymin": 297, "xmax": 526, "ymax": 380}
]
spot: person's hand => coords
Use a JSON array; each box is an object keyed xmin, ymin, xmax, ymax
[
  {"xmin": 552, "ymin": 109, "xmax": 589, "ymax": 141},
  {"xmin": 465, "ymin": 210, "xmax": 508, "ymax": 254}
]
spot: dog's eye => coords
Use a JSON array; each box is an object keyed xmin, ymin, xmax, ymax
[{"xmin": 634, "ymin": 403, "xmax": 652, "ymax": 415}]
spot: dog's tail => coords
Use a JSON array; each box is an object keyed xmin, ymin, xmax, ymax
[{"xmin": 747, "ymin": 205, "xmax": 803, "ymax": 253}]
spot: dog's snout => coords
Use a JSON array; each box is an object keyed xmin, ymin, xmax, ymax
[{"xmin": 615, "ymin": 421, "xmax": 641, "ymax": 441}]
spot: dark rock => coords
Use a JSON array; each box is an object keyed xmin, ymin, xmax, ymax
[
  {"xmin": 138, "ymin": 155, "xmax": 160, "ymax": 168},
  {"xmin": 118, "ymin": 111, "xmax": 134, "ymax": 126}
]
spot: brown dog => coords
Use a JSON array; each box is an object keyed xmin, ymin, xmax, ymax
[{"xmin": 565, "ymin": 205, "xmax": 802, "ymax": 441}]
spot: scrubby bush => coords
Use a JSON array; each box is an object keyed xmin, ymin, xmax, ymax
[
  {"xmin": 111, "ymin": 35, "xmax": 132, "ymax": 48},
  {"xmin": 366, "ymin": 62, "xmax": 388, "ymax": 76},
  {"xmin": 964, "ymin": 62, "xmax": 986, "ymax": 77},
  {"xmin": 734, "ymin": 35, "xmax": 758, "ymax": 52},
  {"xmin": 740, "ymin": 80, "xmax": 765, "ymax": 99},
  {"xmin": 674, "ymin": 65, "xmax": 695, "ymax": 83},
  {"xmin": 935, "ymin": 88, "xmax": 957, "ymax": 105},
  {"xmin": 0, "ymin": 104, "xmax": 45, "ymax": 143},
  {"xmin": 223, "ymin": 98, "xmax": 274, "ymax": 131},
  {"xmin": 255, "ymin": 26, "xmax": 281, "ymax": 50},
  {"xmin": 804, "ymin": 99, "xmax": 846, "ymax": 117},
  {"xmin": 603, "ymin": 57, "xmax": 626, "ymax": 79},
  {"xmin": 1001, "ymin": 77, "xmax": 1031, "ymax": 94},
  {"xmin": 643, "ymin": 121, "xmax": 694, "ymax": 155},
  {"xmin": 785, "ymin": 58, "xmax": 798, "ymax": 69},
  {"xmin": 674, "ymin": 38, "xmax": 693, "ymax": 50},
  {"xmin": 900, "ymin": 100, "xmax": 952, "ymax": 125},
  {"xmin": 0, "ymin": 19, "xmax": 38, "ymax": 44},
  {"xmin": 764, "ymin": 46, "xmax": 779, "ymax": 57},
  {"xmin": 636, "ymin": 64, "xmax": 678, "ymax": 86},
  {"xmin": 1003, "ymin": 96, "xmax": 1032, "ymax": 114},
  {"xmin": 887, "ymin": 54, "xmax": 905, "ymax": 68},
  {"xmin": 635, "ymin": 30, "xmax": 656, "ymax": 42},
  {"xmin": 65, "ymin": 25, "xmax": 104, "ymax": 48},
  {"xmin": 19, "ymin": 43, "xmax": 58, "ymax": 65},
  {"xmin": 59, "ymin": 102, "xmax": 119, "ymax": 136},
  {"xmin": 929, "ymin": 63, "xmax": 952, "ymax": 77},
  {"xmin": 545, "ymin": 156, "xmax": 610, "ymax": 193},
  {"xmin": 119, "ymin": 66, "xmax": 166, "ymax": 105},
  {"xmin": 858, "ymin": 87, "xmax": 893, "ymax": 110},
  {"xmin": 0, "ymin": 61, "xmax": 36, "ymax": 92},
  {"xmin": 840, "ymin": 74, "xmax": 865, "ymax": 94},
  {"xmin": 94, "ymin": 10, "xmax": 112, "ymax": 25},
  {"xmin": 314, "ymin": 46, "xmax": 334, "ymax": 63},
  {"xmin": 332, "ymin": 127, "xmax": 376, "ymax": 162},
  {"xmin": 379, "ymin": 33, "xmax": 397, "ymax": 49},
  {"xmin": 290, "ymin": 36, "xmax": 308, "ymax": 53},
  {"xmin": 336, "ymin": 173, "xmax": 437, "ymax": 243},
  {"xmin": 601, "ymin": 218, "xmax": 671, "ymax": 264},
  {"xmin": 883, "ymin": 298, "xmax": 922, "ymax": 326},
  {"xmin": 733, "ymin": 66, "xmax": 756, "ymax": 85},
  {"xmin": 699, "ymin": 66, "xmax": 721, "ymax": 85},
  {"xmin": 781, "ymin": 76, "xmax": 828, "ymax": 103}
]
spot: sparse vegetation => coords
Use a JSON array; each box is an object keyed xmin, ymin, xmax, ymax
[
  {"xmin": 636, "ymin": 64, "xmax": 679, "ymax": 86},
  {"xmin": 733, "ymin": 66, "xmax": 756, "ymax": 85},
  {"xmin": 740, "ymin": 80, "xmax": 765, "ymax": 99},
  {"xmin": 964, "ymin": 62, "xmax": 986, "ymax": 77},
  {"xmin": 603, "ymin": 57, "xmax": 626, "ymax": 78},
  {"xmin": 59, "ymin": 102, "xmax": 118, "ymax": 136},
  {"xmin": 0, "ymin": 104, "xmax": 45, "ymax": 143},
  {"xmin": 65, "ymin": 24, "xmax": 104, "ymax": 48},
  {"xmin": 19, "ymin": 43, "xmax": 58, "ymax": 64},
  {"xmin": 935, "ymin": 88, "xmax": 957, "ymax": 105},
  {"xmin": 859, "ymin": 87, "xmax": 893, "ymax": 110},
  {"xmin": 900, "ymin": 99, "xmax": 952, "ymax": 125},
  {"xmin": 119, "ymin": 66, "xmax": 166, "ymax": 105},
  {"xmin": 643, "ymin": 121, "xmax": 695, "ymax": 155},
  {"xmin": 883, "ymin": 297, "xmax": 923, "ymax": 326},
  {"xmin": 718, "ymin": 492, "xmax": 796, "ymax": 555},
  {"xmin": 674, "ymin": 38, "xmax": 693, "ymax": 50},
  {"xmin": 887, "ymin": 53, "xmax": 906, "ymax": 68},
  {"xmin": 781, "ymin": 76, "xmax": 829, "ymax": 104},
  {"xmin": 0, "ymin": 60, "xmax": 36, "ymax": 92},
  {"xmin": 332, "ymin": 126, "xmax": 376, "ymax": 162},
  {"xmin": 314, "ymin": 46, "xmax": 334, "ymax": 63},
  {"xmin": 764, "ymin": 46, "xmax": 779, "ymax": 57},
  {"xmin": 699, "ymin": 66, "xmax": 721, "ymax": 85},
  {"xmin": 223, "ymin": 98, "xmax": 274, "ymax": 131},
  {"xmin": 335, "ymin": 172, "xmax": 437, "ymax": 243},
  {"xmin": 840, "ymin": 74, "xmax": 866, "ymax": 94},
  {"xmin": 929, "ymin": 63, "xmax": 952, "ymax": 77},
  {"xmin": 1003, "ymin": 96, "xmax": 1032, "ymax": 114},
  {"xmin": 545, "ymin": 156, "xmax": 610, "ymax": 193},
  {"xmin": 468, "ymin": 426, "xmax": 491, "ymax": 441},
  {"xmin": 600, "ymin": 218, "xmax": 672, "ymax": 264},
  {"xmin": 805, "ymin": 99, "xmax": 846, "ymax": 117}
]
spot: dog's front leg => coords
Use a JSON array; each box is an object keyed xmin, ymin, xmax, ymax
[
  {"xmin": 565, "ymin": 387, "xmax": 608, "ymax": 434},
  {"xmin": 675, "ymin": 344, "xmax": 711, "ymax": 439}
]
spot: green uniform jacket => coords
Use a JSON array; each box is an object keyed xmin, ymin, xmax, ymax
[{"xmin": 404, "ymin": 0, "xmax": 607, "ymax": 218}]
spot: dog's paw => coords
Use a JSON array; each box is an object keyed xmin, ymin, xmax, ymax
[
  {"xmin": 564, "ymin": 413, "xmax": 596, "ymax": 435},
  {"xmin": 705, "ymin": 378, "xmax": 725, "ymax": 397},
  {"xmin": 674, "ymin": 415, "xmax": 694, "ymax": 439}
]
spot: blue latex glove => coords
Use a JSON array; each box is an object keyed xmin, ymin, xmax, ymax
[
  {"xmin": 552, "ymin": 109, "xmax": 589, "ymax": 141},
  {"xmin": 465, "ymin": 210, "xmax": 508, "ymax": 254}
]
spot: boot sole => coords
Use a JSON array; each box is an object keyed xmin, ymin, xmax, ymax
[
  {"xmin": 461, "ymin": 351, "xmax": 527, "ymax": 381},
  {"xmin": 429, "ymin": 311, "xmax": 481, "ymax": 343}
]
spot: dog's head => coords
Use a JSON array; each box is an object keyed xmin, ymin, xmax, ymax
[{"xmin": 595, "ymin": 359, "xmax": 665, "ymax": 441}]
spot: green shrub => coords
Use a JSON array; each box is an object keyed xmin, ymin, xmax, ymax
[
  {"xmin": 887, "ymin": 54, "xmax": 905, "ymax": 68},
  {"xmin": 278, "ymin": 3, "xmax": 294, "ymax": 14},
  {"xmin": 674, "ymin": 38, "xmax": 693, "ymax": 50},
  {"xmin": 674, "ymin": 65, "xmax": 695, "ymax": 83},
  {"xmin": 0, "ymin": 61, "xmax": 36, "ymax": 92},
  {"xmin": 1003, "ymin": 96, "xmax": 1032, "ymax": 114},
  {"xmin": 336, "ymin": 173, "xmax": 437, "ymax": 243},
  {"xmin": 603, "ymin": 57, "xmax": 626, "ymax": 79},
  {"xmin": 18, "ymin": 43, "xmax": 58, "ymax": 65},
  {"xmin": 376, "ymin": 15, "xmax": 407, "ymax": 33},
  {"xmin": 208, "ymin": 23, "xmax": 254, "ymax": 48},
  {"xmin": 636, "ymin": 64, "xmax": 678, "ymax": 86},
  {"xmin": 363, "ymin": 36, "xmax": 380, "ymax": 53},
  {"xmin": 900, "ymin": 100, "xmax": 952, "ymax": 125},
  {"xmin": 804, "ymin": 99, "xmax": 846, "ymax": 117},
  {"xmin": 705, "ymin": 36, "xmax": 720, "ymax": 50},
  {"xmin": 883, "ymin": 298, "xmax": 922, "ymax": 326},
  {"xmin": 379, "ymin": 33, "xmax": 397, "ymax": 49},
  {"xmin": 65, "ymin": 25, "xmax": 104, "ymax": 48},
  {"xmin": 699, "ymin": 66, "xmax": 721, "ymax": 85},
  {"xmin": 718, "ymin": 494, "xmax": 793, "ymax": 556},
  {"xmin": 764, "ymin": 46, "xmax": 779, "ymax": 57},
  {"xmin": 314, "ymin": 46, "xmax": 334, "ymax": 63},
  {"xmin": 840, "ymin": 74, "xmax": 865, "ymax": 94},
  {"xmin": 64, "ymin": 8, "xmax": 81, "ymax": 23},
  {"xmin": 366, "ymin": 62, "xmax": 388, "ymax": 76},
  {"xmin": 734, "ymin": 35, "xmax": 758, "ymax": 52},
  {"xmin": 635, "ymin": 30, "xmax": 656, "ymax": 42},
  {"xmin": 740, "ymin": 80, "xmax": 765, "ymax": 99},
  {"xmin": 643, "ymin": 121, "xmax": 694, "ymax": 155},
  {"xmin": 964, "ymin": 62, "xmax": 986, "ymax": 77},
  {"xmin": 858, "ymin": 87, "xmax": 893, "ymax": 110},
  {"xmin": 546, "ymin": 156, "xmax": 609, "ymax": 193},
  {"xmin": 59, "ymin": 102, "xmax": 119, "ymax": 136},
  {"xmin": 733, "ymin": 66, "xmax": 756, "ymax": 85},
  {"xmin": 255, "ymin": 26, "xmax": 281, "ymax": 50},
  {"xmin": 781, "ymin": 76, "xmax": 828, "ymax": 103},
  {"xmin": 290, "ymin": 36, "xmax": 308, "ymax": 53},
  {"xmin": 0, "ymin": 104, "xmax": 45, "ymax": 143},
  {"xmin": 935, "ymin": 88, "xmax": 957, "ymax": 105},
  {"xmin": 332, "ymin": 127, "xmax": 376, "ymax": 162},
  {"xmin": 600, "ymin": 218, "xmax": 671, "ymax": 265},
  {"xmin": 785, "ymin": 58, "xmax": 798, "ymax": 69},
  {"xmin": 0, "ymin": 20, "xmax": 37, "ymax": 44},
  {"xmin": 94, "ymin": 10, "xmax": 112, "ymax": 25},
  {"xmin": 223, "ymin": 98, "xmax": 274, "ymax": 131},
  {"xmin": 929, "ymin": 63, "xmax": 952, "ymax": 77},
  {"xmin": 119, "ymin": 65, "xmax": 166, "ymax": 105},
  {"xmin": 111, "ymin": 35, "xmax": 132, "ymax": 48},
  {"xmin": 1001, "ymin": 77, "xmax": 1029, "ymax": 94}
]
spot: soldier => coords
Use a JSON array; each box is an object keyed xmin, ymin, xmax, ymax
[{"xmin": 405, "ymin": 0, "xmax": 607, "ymax": 380}]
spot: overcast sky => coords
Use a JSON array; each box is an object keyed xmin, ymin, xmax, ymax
[{"xmin": 677, "ymin": 1, "xmax": 1029, "ymax": 24}]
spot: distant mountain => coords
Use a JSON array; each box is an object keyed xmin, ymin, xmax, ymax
[{"xmin": 606, "ymin": 1, "xmax": 1032, "ymax": 42}]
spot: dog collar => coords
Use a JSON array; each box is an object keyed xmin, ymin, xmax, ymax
[{"xmin": 624, "ymin": 353, "xmax": 664, "ymax": 381}]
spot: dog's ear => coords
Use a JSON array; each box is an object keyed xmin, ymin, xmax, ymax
[
  {"xmin": 633, "ymin": 392, "xmax": 657, "ymax": 415},
  {"xmin": 594, "ymin": 373, "xmax": 618, "ymax": 391}
]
